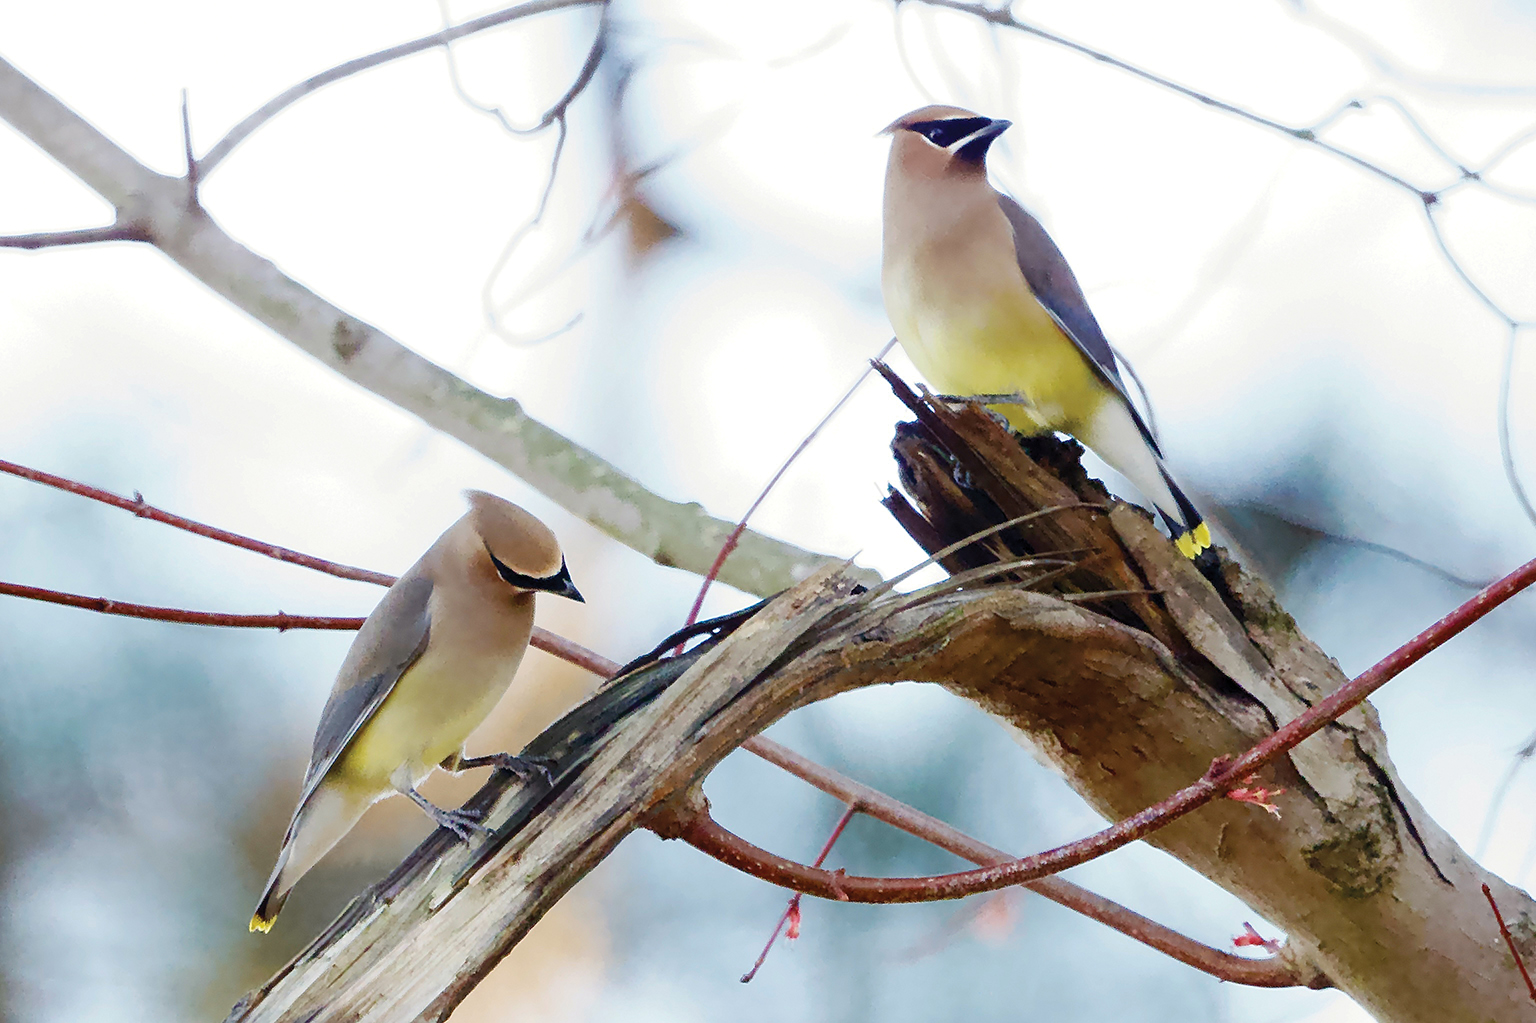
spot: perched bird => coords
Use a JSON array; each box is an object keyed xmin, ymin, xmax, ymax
[
  {"xmin": 250, "ymin": 491, "xmax": 583, "ymax": 933},
  {"xmin": 880, "ymin": 105, "xmax": 1210, "ymax": 559}
]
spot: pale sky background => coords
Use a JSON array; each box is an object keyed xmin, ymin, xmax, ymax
[{"xmin": 2, "ymin": 0, "xmax": 1536, "ymax": 1020}]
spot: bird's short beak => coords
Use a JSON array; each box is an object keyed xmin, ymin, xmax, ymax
[
  {"xmin": 954, "ymin": 118, "xmax": 1012, "ymax": 162},
  {"xmin": 548, "ymin": 559, "xmax": 584, "ymax": 602},
  {"xmin": 535, "ymin": 558, "xmax": 584, "ymax": 602}
]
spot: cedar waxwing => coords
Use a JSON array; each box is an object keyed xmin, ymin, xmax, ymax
[
  {"xmin": 881, "ymin": 105, "xmax": 1211, "ymax": 559},
  {"xmin": 249, "ymin": 491, "xmax": 583, "ymax": 932}
]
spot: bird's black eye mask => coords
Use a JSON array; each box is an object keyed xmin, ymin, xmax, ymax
[
  {"xmin": 486, "ymin": 546, "xmax": 574, "ymax": 594},
  {"xmin": 907, "ymin": 117, "xmax": 994, "ymax": 149}
]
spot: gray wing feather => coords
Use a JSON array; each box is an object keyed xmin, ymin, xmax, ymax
[
  {"xmin": 290, "ymin": 574, "xmax": 434, "ymax": 817},
  {"xmin": 997, "ymin": 194, "xmax": 1162, "ymax": 457}
]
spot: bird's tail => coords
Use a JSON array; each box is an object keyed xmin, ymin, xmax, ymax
[
  {"xmin": 1157, "ymin": 464, "xmax": 1211, "ymax": 560},
  {"xmin": 250, "ymin": 848, "xmax": 291, "ymax": 933},
  {"xmin": 248, "ymin": 784, "xmax": 371, "ymax": 934}
]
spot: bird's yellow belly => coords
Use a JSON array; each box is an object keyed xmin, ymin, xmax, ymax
[
  {"xmin": 889, "ymin": 280, "xmax": 1106, "ymax": 435},
  {"xmin": 331, "ymin": 657, "xmax": 516, "ymax": 791}
]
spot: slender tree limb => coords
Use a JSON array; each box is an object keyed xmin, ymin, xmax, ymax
[
  {"xmin": 740, "ymin": 800, "xmax": 858, "ymax": 982},
  {"xmin": 737, "ymin": 736, "xmax": 1319, "ymax": 988},
  {"xmin": 438, "ymin": 2, "xmax": 607, "ymax": 137},
  {"xmin": 0, "ymin": 457, "xmax": 394, "ymax": 585},
  {"xmin": 196, "ymin": 0, "xmax": 606, "ymax": 176},
  {"xmin": 0, "ymin": 580, "xmax": 365, "ymax": 631},
  {"xmin": 905, "ymin": 0, "xmax": 1426, "ymax": 197},
  {"xmin": 0, "ymin": 56, "xmax": 868, "ymax": 597},
  {"xmin": 0, "ymin": 222, "xmax": 148, "ymax": 248}
]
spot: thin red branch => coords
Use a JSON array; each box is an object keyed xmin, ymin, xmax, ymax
[
  {"xmin": 672, "ymin": 555, "xmax": 1536, "ymax": 906},
  {"xmin": 0, "ymin": 458, "xmax": 394, "ymax": 586},
  {"xmin": 737, "ymin": 738, "xmax": 1313, "ymax": 987},
  {"xmin": 1, "ymin": 456, "xmax": 610, "ymax": 662},
  {"xmin": 742, "ymin": 802, "xmax": 858, "ymax": 982},
  {"xmin": 679, "ymin": 340, "xmax": 896, "ymax": 641},
  {"xmin": 1483, "ymin": 883, "xmax": 1536, "ymax": 1003},
  {"xmin": 0, "ymin": 580, "xmax": 364, "ymax": 631}
]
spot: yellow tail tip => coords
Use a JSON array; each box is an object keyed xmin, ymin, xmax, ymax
[
  {"xmin": 1174, "ymin": 521, "xmax": 1212, "ymax": 560},
  {"xmin": 249, "ymin": 913, "xmax": 274, "ymax": 934}
]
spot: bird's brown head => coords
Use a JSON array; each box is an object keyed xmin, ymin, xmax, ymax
[
  {"xmin": 464, "ymin": 490, "xmax": 583, "ymax": 602},
  {"xmin": 882, "ymin": 105, "xmax": 1012, "ymax": 178}
]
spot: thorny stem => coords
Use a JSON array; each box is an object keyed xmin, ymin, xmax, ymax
[{"xmin": 0, "ymin": 457, "xmax": 1307, "ymax": 987}]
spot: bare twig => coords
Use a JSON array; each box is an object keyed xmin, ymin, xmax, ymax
[
  {"xmin": 1499, "ymin": 326, "xmax": 1536, "ymax": 527},
  {"xmin": 680, "ymin": 338, "xmax": 898, "ymax": 639},
  {"xmin": 0, "ymin": 580, "xmax": 364, "ymax": 631},
  {"xmin": 671, "ymin": 552, "xmax": 1536, "ymax": 902},
  {"xmin": 1476, "ymin": 728, "xmax": 1536, "ymax": 860},
  {"xmin": 739, "ymin": 736, "xmax": 1316, "ymax": 988},
  {"xmin": 908, "ymin": 0, "xmax": 1424, "ymax": 196},
  {"xmin": 438, "ymin": 2, "xmax": 607, "ymax": 136},
  {"xmin": 0, "ymin": 457, "xmax": 394, "ymax": 586},
  {"xmin": 196, "ymin": 0, "xmax": 606, "ymax": 176},
  {"xmin": 741, "ymin": 801, "xmax": 858, "ymax": 982},
  {"xmin": 0, "ymin": 223, "xmax": 149, "ymax": 248},
  {"xmin": 180, "ymin": 88, "xmax": 198, "ymax": 204},
  {"xmin": 1482, "ymin": 883, "xmax": 1536, "ymax": 1003}
]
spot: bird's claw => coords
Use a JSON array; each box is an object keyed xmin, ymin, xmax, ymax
[
  {"xmin": 488, "ymin": 753, "xmax": 558, "ymax": 785},
  {"xmin": 433, "ymin": 806, "xmax": 492, "ymax": 843},
  {"xmin": 479, "ymin": 752, "xmax": 559, "ymax": 783},
  {"xmin": 450, "ymin": 751, "xmax": 559, "ymax": 785}
]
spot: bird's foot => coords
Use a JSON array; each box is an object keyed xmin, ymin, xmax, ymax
[
  {"xmin": 456, "ymin": 752, "xmax": 558, "ymax": 785},
  {"xmin": 431, "ymin": 805, "xmax": 492, "ymax": 844},
  {"xmin": 401, "ymin": 783, "xmax": 493, "ymax": 842}
]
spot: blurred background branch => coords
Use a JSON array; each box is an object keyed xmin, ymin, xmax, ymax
[{"xmin": 0, "ymin": 51, "xmax": 870, "ymax": 598}]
